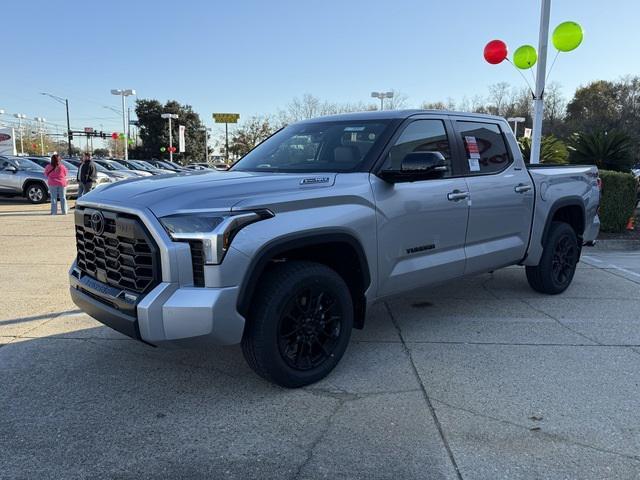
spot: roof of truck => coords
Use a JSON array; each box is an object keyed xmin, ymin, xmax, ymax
[{"xmin": 297, "ymin": 109, "xmax": 506, "ymax": 123}]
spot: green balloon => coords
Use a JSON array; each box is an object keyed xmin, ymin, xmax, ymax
[
  {"xmin": 513, "ymin": 45, "xmax": 537, "ymax": 69},
  {"xmin": 118, "ymin": 133, "xmax": 125, "ymax": 139},
  {"xmin": 553, "ymin": 21, "xmax": 583, "ymax": 52},
  {"xmin": 160, "ymin": 147, "xmax": 166, "ymax": 152},
  {"xmin": 128, "ymin": 138, "xmax": 134, "ymax": 145}
]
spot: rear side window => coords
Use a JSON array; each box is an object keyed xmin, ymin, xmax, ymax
[
  {"xmin": 456, "ymin": 121, "xmax": 512, "ymax": 175},
  {"xmin": 383, "ymin": 119, "xmax": 453, "ymax": 177}
]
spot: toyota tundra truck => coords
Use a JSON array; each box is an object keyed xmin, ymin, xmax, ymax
[{"xmin": 69, "ymin": 110, "xmax": 600, "ymax": 387}]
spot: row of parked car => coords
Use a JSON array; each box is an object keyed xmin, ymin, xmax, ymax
[{"xmin": 0, "ymin": 155, "xmax": 229, "ymax": 203}]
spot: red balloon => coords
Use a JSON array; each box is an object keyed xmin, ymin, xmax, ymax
[
  {"xmin": 111, "ymin": 132, "xmax": 119, "ymax": 139},
  {"xmin": 484, "ymin": 40, "xmax": 508, "ymax": 64}
]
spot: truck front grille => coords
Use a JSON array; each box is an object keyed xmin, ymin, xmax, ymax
[{"xmin": 74, "ymin": 208, "xmax": 160, "ymax": 294}]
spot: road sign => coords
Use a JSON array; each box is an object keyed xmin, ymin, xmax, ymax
[
  {"xmin": 213, "ymin": 113, "xmax": 240, "ymax": 124},
  {"xmin": 84, "ymin": 127, "xmax": 94, "ymax": 133}
]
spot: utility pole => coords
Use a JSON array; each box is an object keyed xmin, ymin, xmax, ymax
[
  {"xmin": 530, "ymin": 0, "xmax": 551, "ymax": 164},
  {"xmin": 161, "ymin": 113, "xmax": 179, "ymax": 162},
  {"xmin": 41, "ymin": 93, "xmax": 72, "ymax": 157}
]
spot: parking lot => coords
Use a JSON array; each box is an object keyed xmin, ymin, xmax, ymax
[{"xmin": 1, "ymin": 198, "xmax": 639, "ymax": 480}]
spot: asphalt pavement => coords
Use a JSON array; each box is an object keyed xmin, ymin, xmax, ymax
[{"xmin": 1, "ymin": 199, "xmax": 639, "ymax": 480}]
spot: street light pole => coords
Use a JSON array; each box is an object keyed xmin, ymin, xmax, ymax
[
  {"xmin": 14, "ymin": 114, "xmax": 26, "ymax": 154},
  {"xmin": 507, "ymin": 116, "xmax": 526, "ymax": 138},
  {"xmin": 110, "ymin": 89, "xmax": 136, "ymax": 160},
  {"xmin": 530, "ymin": 0, "xmax": 551, "ymax": 164},
  {"xmin": 371, "ymin": 91, "xmax": 394, "ymax": 110},
  {"xmin": 161, "ymin": 113, "xmax": 179, "ymax": 162},
  {"xmin": 34, "ymin": 117, "xmax": 46, "ymax": 155},
  {"xmin": 41, "ymin": 93, "xmax": 72, "ymax": 157}
]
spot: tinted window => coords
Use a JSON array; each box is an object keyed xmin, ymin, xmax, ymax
[
  {"xmin": 456, "ymin": 121, "xmax": 511, "ymax": 175},
  {"xmin": 232, "ymin": 120, "xmax": 391, "ymax": 173},
  {"xmin": 383, "ymin": 119, "xmax": 452, "ymax": 177}
]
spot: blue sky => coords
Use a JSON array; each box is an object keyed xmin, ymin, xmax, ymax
[{"xmin": 2, "ymin": 0, "xmax": 638, "ymax": 141}]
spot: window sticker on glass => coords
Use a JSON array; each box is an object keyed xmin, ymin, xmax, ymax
[
  {"xmin": 468, "ymin": 158, "xmax": 480, "ymax": 171},
  {"xmin": 465, "ymin": 136, "xmax": 481, "ymax": 159},
  {"xmin": 344, "ymin": 126, "xmax": 365, "ymax": 132}
]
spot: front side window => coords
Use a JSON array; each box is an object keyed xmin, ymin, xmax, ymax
[
  {"xmin": 232, "ymin": 120, "xmax": 391, "ymax": 173},
  {"xmin": 456, "ymin": 121, "xmax": 512, "ymax": 175},
  {"xmin": 382, "ymin": 119, "xmax": 453, "ymax": 177}
]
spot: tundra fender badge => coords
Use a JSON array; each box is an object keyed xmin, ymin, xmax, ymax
[{"xmin": 300, "ymin": 177, "xmax": 330, "ymax": 185}]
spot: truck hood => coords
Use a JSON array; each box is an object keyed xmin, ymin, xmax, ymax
[{"xmin": 80, "ymin": 170, "xmax": 337, "ymax": 217}]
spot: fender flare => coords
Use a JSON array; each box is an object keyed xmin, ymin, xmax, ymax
[
  {"xmin": 541, "ymin": 196, "xmax": 586, "ymax": 245},
  {"xmin": 236, "ymin": 230, "xmax": 371, "ymax": 320}
]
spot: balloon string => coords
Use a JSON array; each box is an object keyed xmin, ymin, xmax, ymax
[
  {"xmin": 529, "ymin": 68, "xmax": 537, "ymax": 89},
  {"xmin": 506, "ymin": 58, "xmax": 535, "ymax": 96},
  {"xmin": 545, "ymin": 50, "xmax": 560, "ymax": 83}
]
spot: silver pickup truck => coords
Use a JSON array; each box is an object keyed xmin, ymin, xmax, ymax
[{"xmin": 69, "ymin": 110, "xmax": 600, "ymax": 387}]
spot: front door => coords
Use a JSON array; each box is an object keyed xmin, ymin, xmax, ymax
[
  {"xmin": 371, "ymin": 117, "xmax": 469, "ymax": 297},
  {"xmin": 452, "ymin": 118, "xmax": 535, "ymax": 274}
]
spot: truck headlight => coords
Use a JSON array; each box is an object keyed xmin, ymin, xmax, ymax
[{"xmin": 159, "ymin": 210, "xmax": 273, "ymax": 265}]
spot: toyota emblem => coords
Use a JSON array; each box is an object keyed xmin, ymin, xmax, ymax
[{"xmin": 90, "ymin": 211, "xmax": 105, "ymax": 235}]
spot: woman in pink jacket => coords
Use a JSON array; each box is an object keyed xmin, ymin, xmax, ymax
[{"xmin": 44, "ymin": 154, "xmax": 68, "ymax": 215}]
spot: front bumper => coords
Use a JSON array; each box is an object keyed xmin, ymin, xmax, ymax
[{"xmin": 69, "ymin": 264, "xmax": 245, "ymax": 346}]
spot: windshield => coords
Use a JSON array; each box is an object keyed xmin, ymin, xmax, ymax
[
  {"xmin": 232, "ymin": 120, "xmax": 391, "ymax": 173},
  {"xmin": 165, "ymin": 160, "xmax": 183, "ymax": 169},
  {"xmin": 156, "ymin": 161, "xmax": 178, "ymax": 170},
  {"xmin": 106, "ymin": 160, "xmax": 128, "ymax": 170},
  {"xmin": 95, "ymin": 160, "xmax": 117, "ymax": 171},
  {"xmin": 12, "ymin": 158, "xmax": 43, "ymax": 170},
  {"xmin": 135, "ymin": 160, "xmax": 155, "ymax": 169},
  {"xmin": 62, "ymin": 160, "xmax": 77, "ymax": 171}
]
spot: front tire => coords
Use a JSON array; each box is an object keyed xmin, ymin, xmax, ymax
[
  {"xmin": 526, "ymin": 221, "xmax": 580, "ymax": 294},
  {"xmin": 25, "ymin": 183, "xmax": 47, "ymax": 204},
  {"xmin": 241, "ymin": 261, "xmax": 354, "ymax": 388}
]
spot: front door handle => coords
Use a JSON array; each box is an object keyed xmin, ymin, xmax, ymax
[
  {"xmin": 514, "ymin": 183, "xmax": 532, "ymax": 193},
  {"xmin": 447, "ymin": 190, "xmax": 470, "ymax": 201}
]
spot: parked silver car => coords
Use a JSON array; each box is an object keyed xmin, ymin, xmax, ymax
[{"xmin": 0, "ymin": 156, "xmax": 79, "ymax": 203}]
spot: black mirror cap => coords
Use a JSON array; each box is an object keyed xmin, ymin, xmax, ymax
[{"xmin": 379, "ymin": 151, "xmax": 447, "ymax": 183}]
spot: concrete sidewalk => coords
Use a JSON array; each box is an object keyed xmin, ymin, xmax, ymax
[{"xmin": 1, "ymin": 200, "xmax": 639, "ymax": 479}]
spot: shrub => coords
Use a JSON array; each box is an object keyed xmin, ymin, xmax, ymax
[
  {"xmin": 568, "ymin": 130, "xmax": 634, "ymax": 172},
  {"xmin": 598, "ymin": 170, "xmax": 638, "ymax": 232},
  {"xmin": 519, "ymin": 135, "xmax": 569, "ymax": 164}
]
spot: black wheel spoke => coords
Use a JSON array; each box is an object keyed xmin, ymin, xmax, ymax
[{"xmin": 277, "ymin": 285, "xmax": 343, "ymax": 371}]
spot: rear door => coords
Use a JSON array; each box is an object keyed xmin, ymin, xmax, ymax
[
  {"xmin": 371, "ymin": 115, "xmax": 470, "ymax": 296},
  {"xmin": 452, "ymin": 117, "xmax": 534, "ymax": 274}
]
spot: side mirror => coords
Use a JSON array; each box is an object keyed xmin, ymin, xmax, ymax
[
  {"xmin": 379, "ymin": 151, "xmax": 448, "ymax": 183},
  {"xmin": 3, "ymin": 165, "xmax": 17, "ymax": 173}
]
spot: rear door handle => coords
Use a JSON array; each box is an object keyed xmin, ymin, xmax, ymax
[
  {"xmin": 447, "ymin": 190, "xmax": 470, "ymax": 201},
  {"xmin": 514, "ymin": 183, "xmax": 532, "ymax": 193}
]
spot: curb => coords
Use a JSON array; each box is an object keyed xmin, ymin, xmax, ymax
[{"xmin": 593, "ymin": 239, "xmax": 640, "ymax": 251}]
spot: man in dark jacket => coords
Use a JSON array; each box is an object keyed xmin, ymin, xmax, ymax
[{"xmin": 78, "ymin": 153, "xmax": 98, "ymax": 197}]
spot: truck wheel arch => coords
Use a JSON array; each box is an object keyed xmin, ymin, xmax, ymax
[
  {"xmin": 237, "ymin": 232, "xmax": 371, "ymax": 330},
  {"xmin": 542, "ymin": 198, "xmax": 585, "ymax": 245}
]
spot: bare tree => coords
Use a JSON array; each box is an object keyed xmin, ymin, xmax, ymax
[
  {"xmin": 487, "ymin": 82, "xmax": 511, "ymax": 116},
  {"xmin": 384, "ymin": 90, "xmax": 409, "ymax": 110},
  {"xmin": 544, "ymin": 81, "xmax": 566, "ymax": 123}
]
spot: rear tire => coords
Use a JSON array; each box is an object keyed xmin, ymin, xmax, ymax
[
  {"xmin": 241, "ymin": 261, "xmax": 353, "ymax": 388},
  {"xmin": 25, "ymin": 183, "xmax": 47, "ymax": 204},
  {"xmin": 526, "ymin": 221, "xmax": 579, "ymax": 294}
]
